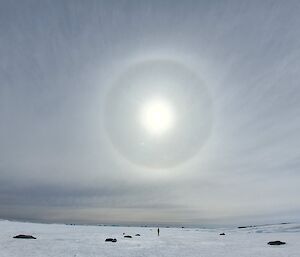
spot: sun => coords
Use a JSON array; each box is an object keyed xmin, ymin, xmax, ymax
[
  {"xmin": 140, "ymin": 98, "xmax": 174, "ymax": 136},
  {"xmin": 105, "ymin": 59, "xmax": 212, "ymax": 167}
]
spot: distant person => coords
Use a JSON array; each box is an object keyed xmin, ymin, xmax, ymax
[{"xmin": 157, "ymin": 227, "xmax": 160, "ymax": 236}]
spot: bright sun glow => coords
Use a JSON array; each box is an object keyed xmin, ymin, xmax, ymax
[{"xmin": 140, "ymin": 99, "xmax": 174, "ymax": 135}]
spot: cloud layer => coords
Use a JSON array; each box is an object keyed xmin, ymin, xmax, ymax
[{"xmin": 0, "ymin": 0, "xmax": 299, "ymax": 225}]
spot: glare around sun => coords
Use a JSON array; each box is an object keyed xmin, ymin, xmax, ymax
[{"xmin": 140, "ymin": 99, "xmax": 174, "ymax": 135}]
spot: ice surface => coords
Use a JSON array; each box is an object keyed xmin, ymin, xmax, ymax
[{"xmin": 0, "ymin": 220, "xmax": 299, "ymax": 257}]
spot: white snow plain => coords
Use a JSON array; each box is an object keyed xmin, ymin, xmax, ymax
[{"xmin": 0, "ymin": 220, "xmax": 299, "ymax": 257}]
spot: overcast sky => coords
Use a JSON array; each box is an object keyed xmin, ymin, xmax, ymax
[{"xmin": 0, "ymin": 0, "xmax": 299, "ymax": 226}]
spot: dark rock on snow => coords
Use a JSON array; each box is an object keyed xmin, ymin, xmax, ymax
[
  {"xmin": 219, "ymin": 233, "xmax": 225, "ymax": 235},
  {"xmin": 105, "ymin": 238, "xmax": 117, "ymax": 242},
  {"xmin": 135, "ymin": 234, "xmax": 141, "ymax": 236},
  {"xmin": 124, "ymin": 235, "xmax": 132, "ymax": 238},
  {"xmin": 13, "ymin": 235, "xmax": 36, "ymax": 239},
  {"xmin": 268, "ymin": 241, "xmax": 286, "ymax": 245}
]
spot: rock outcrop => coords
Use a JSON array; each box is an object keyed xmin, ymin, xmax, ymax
[
  {"xmin": 105, "ymin": 238, "xmax": 117, "ymax": 242},
  {"xmin": 13, "ymin": 235, "xmax": 36, "ymax": 239},
  {"xmin": 268, "ymin": 241, "xmax": 286, "ymax": 245}
]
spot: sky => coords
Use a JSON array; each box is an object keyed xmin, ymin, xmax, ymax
[{"xmin": 0, "ymin": 0, "xmax": 299, "ymax": 226}]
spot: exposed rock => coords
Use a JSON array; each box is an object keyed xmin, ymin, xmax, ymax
[
  {"xmin": 105, "ymin": 238, "xmax": 117, "ymax": 242},
  {"xmin": 219, "ymin": 233, "xmax": 225, "ymax": 235},
  {"xmin": 238, "ymin": 223, "xmax": 290, "ymax": 229},
  {"xmin": 268, "ymin": 241, "xmax": 286, "ymax": 245},
  {"xmin": 13, "ymin": 235, "xmax": 36, "ymax": 239},
  {"xmin": 124, "ymin": 235, "xmax": 132, "ymax": 238},
  {"xmin": 135, "ymin": 234, "xmax": 141, "ymax": 236}
]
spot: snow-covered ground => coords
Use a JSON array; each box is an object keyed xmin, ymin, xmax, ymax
[{"xmin": 0, "ymin": 220, "xmax": 299, "ymax": 257}]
